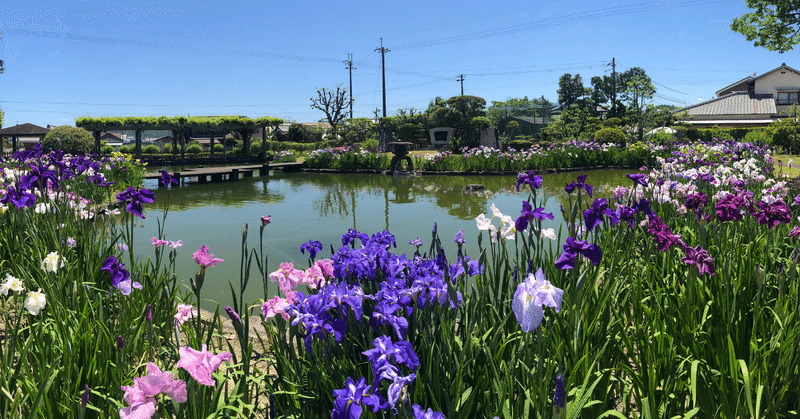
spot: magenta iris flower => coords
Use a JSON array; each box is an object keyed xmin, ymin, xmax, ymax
[
  {"xmin": 753, "ymin": 200, "xmax": 792, "ymax": 229},
  {"xmin": 116, "ymin": 187, "xmax": 155, "ymax": 219},
  {"xmin": 176, "ymin": 344, "xmax": 233, "ymax": 386},
  {"xmin": 555, "ymin": 237, "xmax": 602, "ymax": 269},
  {"xmin": 647, "ymin": 216, "xmax": 683, "ymax": 252},
  {"xmin": 192, "ymin": 244, "xmax": 223, "ymax": 268}
]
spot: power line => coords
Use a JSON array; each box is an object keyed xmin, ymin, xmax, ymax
[{"xmin": 392, "ymin": 0, "xmax": 728, "ymax": 50}]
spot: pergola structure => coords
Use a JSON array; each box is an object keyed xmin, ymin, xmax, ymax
[
  {"xmin": 75, "ymin": 115, "xmax": 284, "ymax": 161},
  {"xmin": 0, "ymin": 123, "xmax": 51, "ymax": 153}
]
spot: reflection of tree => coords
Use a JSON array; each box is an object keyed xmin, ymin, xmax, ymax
[{"xmin": 150, "ymin": 178, "xmax": 285, "ymax": 211}]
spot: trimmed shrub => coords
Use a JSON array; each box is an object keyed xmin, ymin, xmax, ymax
[
  {"xmin": 603, "ymin": 117, "xmax": 622, "ymax": 128},
  {"xmin": 507, "ymin": 139, "xmax": 533, "ymax": 150},
  {"xmin": 163, "ymin": 144, "xmax": 173, "ymax": 154},
  {"xmin": 186, "ymin": 144, "xmax": 203, "ymax": 154},
  {"xmin": 213, "ymin": 144, "xmax": 224, "ymax": 153},
  {"xmin": 118, "ymin": 145, "xmax": 135, "ymax": 154},
  {"xmin": 594, "ymin": 127, "xmax": 625, "ymax": 144},
  {"xmin": 100, "ymin": 145, "xmax": 114, "ymax": 154},
  {"xmin": 142, "ymin": 145, "xmax": 161, "ymax": 154},
  {"xmin": 41, "ymin": 125, "xmax": 94, "ymax": 155}
]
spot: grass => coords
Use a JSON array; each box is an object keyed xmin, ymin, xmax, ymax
[{"xmin": 772, "ymin": 154, "xmax": 800, "ymax": 178}]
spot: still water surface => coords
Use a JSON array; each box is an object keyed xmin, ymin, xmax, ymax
[{"xmin": 134, "ymin": 169, "xmax": 635, "ymax": 309}]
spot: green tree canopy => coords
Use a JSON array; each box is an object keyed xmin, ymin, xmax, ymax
[
  {"xmin": 731, "ymin": 0, "xmax": 800, "ymax": 53},
  {"xmin": 426, "ymin": 95, "xmax": 487, "ymax": 149},
  {"xmin": 42, "ymin": 125, "xmax": 94, "ymax": 155},
  {"xmin": 557, "ymin": 73, "xmax": 585, "ymax": 109}
]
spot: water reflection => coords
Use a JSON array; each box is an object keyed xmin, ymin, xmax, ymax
[{"xmin": 137, "ymin": 169, "xmax": 638, "ymax": 310}]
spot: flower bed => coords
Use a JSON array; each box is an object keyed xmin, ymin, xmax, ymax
[{"xmin": 1, "ymin": 140, "xmax": 798, "ymax": 418}]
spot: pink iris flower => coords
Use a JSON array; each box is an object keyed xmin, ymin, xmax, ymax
[
  {"xmin": 192, "ymin": 244, "xmax": 223, "ymax": 268},
  {"xmin": 120, "ymin": 363, "xmax": 187, "ymax": 419},
  {"xmin": 177, "ymin": 344, "xmax": 233, "ymax": 386}
]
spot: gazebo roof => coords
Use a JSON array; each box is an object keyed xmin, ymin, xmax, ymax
[{"xmin": 0, "ymin": 123, "xmax": 51, "ymax": 136}]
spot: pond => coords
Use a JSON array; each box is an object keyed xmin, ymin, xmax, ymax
[{"xmin": 134, "ymin": 168, "xmax": 638, "ymax": 310}]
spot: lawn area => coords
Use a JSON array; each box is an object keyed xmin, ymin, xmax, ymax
[{"xmin": 772, "ymin": 154, "xmax": 800, "ymax": 178}]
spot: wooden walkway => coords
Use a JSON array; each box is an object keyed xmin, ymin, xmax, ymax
[{"xmin": 143, "ymin": 162, "xmax": 305, "ymax": 185}]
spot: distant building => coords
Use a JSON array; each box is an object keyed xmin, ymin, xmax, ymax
[{"xmin": 676, "ymin": 63, "xmax": 800, "ymax": 128}]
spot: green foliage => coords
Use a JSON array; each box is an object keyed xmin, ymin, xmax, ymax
[
  {"xmin": 341, "ymin": 118, "xmax": 378, "ymax": 144},
  {"xmin": 118, "ymin": 145, "xmax": 135, "ymax": 154},
  {"xmin": 507, "ymin": 139, "xmax": 533, "ymax": 150},
  {"xmin": 100, "ymin": 145, "xmax": 114, "ymax": 154},
  {"xmin": 142, "ymin": 144, "xmax": 161, "ymax": 154},
  {"xmin": 603, "ymin": 117, "xmax": 622, "ymax": 127},
  {"xmin": 731, "ymin": 0, "xmax": 800, "ymax": 52},
  {"xmin": 163, "ymin": 144, "xmax": 174, "ymax": 154},
  {"xmin": 41, "ymin": 125, "xmax": 94, "ymax": 155},
  {"xmin": 558, "ymin": 73, "xmax": 586, "ymax": 109},
  {"xmin": 426, "ymin": 95, "xmax": 487, "ymax": 149},
  {"xmin": 186, "ymin": 144, "xmax": 203, "ymax": 154},
  {"xmin": 594, "ymin": 127, "xmax": 625, "ymax": 144},
  {"xmin": 213, "ymin": 143, "xmax": 224, "ymax": 152},
  {"xmin": 541, "ymin": 107, "xmax": 599, "ymax": 142}
]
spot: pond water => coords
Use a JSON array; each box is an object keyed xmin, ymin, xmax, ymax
[{"xmin": 134, "ymin": 168, "xmax": 637, "ymax": 309}]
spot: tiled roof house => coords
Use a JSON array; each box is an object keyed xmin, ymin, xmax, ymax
[{"xmin": 677, "ymin": 63, "xmax": 800, "ymax": 128}]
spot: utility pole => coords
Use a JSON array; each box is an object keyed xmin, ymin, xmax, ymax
[
  {"xmin": 456, "ymin": 74, "xmax": 465, "ymax": 95},
  {"xmin": 344, "ymin": 53, "xmax": 356, "ymax": 120},
  {"xmin": 607, "ymin": 57, "xmax": 616, "ymax": 116},
  {"xmin": 375, "ymin": 39, "xmax": 390, "ymax": 118}
]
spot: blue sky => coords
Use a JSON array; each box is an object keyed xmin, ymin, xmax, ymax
[{"xmin": 0, "ymin": 0, "xmax": 792, "ymax": 128}]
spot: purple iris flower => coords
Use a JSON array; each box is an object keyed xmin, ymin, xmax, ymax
[
  {"xmin": 715, "ymin": 194, "xmax": 747, "ymax": 222},
  {"xmin": 21, "ymin": 160, "xmax": 60, "ymax": 192},
  {"xmin": 300, "ymin": 240, "xmax": 323, "ymax": 260},
  {"xmin": 453, "ymin": 229, "xmax": 465, "ymax": 245},
  {"xmin": 615, "ymin": 206, "xmax": 638, "ymax": 230},
  {"xmin": 626, "ymin": 173, "xmax": 648, "ymax": 187},
  {"xmin": 371, "ymin": 230, "xmax": 397, "ymax": 248},
  {"xmin": 408, "ymin": 238, "xmax": 423, "ymax": 247},
  {"xmin": 342, "ymin": 229, "xmax": 369, "ymax": 247},
  {"xmin": 0, "ymin": 184, "xmax": 37, "ymax": 210},
  {"xmin": 449, "ymin": 255, "xmax": 482, "ymax": 279},
  {"xmin": 684, "ymin": 193, "xmax": 708, "ymax": 212},
  {"xmin": 681, "ymin": 245, "xmax": 715, "ymax": 276},
  {"xmin": 789, "ymin": 225, "xmax": 800, "ymax": 242},
  {"xmin": 753, "ymin": 200, "xmax": 792, "ymax": 229},
  {"xmin": 101, "ymin": 256, "xmax": 141, "ymax": 295},
  {"xmin": 370, "ymin": 301, "xmax": 408, "ymax": 340},
  {"xmin": 159, "ymin": 170, "xmax": 179, "ymax": 188},
  {"xmin": 554, "ymin": 237, "xmax": 603, "ymax": 269},
  {"xmin": 516, "ymin": 171, "xmax": 543, "ymax": 192},
  {"xmin": 332, "ymin": 377, "xmax": 381, "ymax": 419},
  {"xmin": 636, "ymin": 198, "xmax": 656, "ymax": 218},
  {"xmin": 116, "ymin": 187, "xmax": 155, "ymax": 219},
  {"xmin": 564, "ymin": 174, "xmax": 593, "ymax": 197},
  {"xmin": 412, "ymin": 405, "xmax": 445, "ymax": 419},
  {"xmin": 647, "ymin": 216, "xmax": 683, "ymax": 251},
  {"xmin": 553, "ymin": 374, "xmax": 566, "ymax": 410},
  {"xmin": 515, "ymin": 200, "xmax": 555, "ymax": 232},
  {"xmin": 583, "ymin": 198, "xmax": 618, "ymax": 232}
]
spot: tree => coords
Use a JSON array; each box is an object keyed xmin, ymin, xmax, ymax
[
  {"xmin": 731, "ymin": 0, "xmax": 800, "ymax": 53},
  {"xmin": 42, "ymin": 125, "xmax": 94, "ymax": 155},
  {"xmin": 557, "ymin": 73, "xmax": 585, "ymax": 110},
  {"xmin": 310, "ymin": 84, "xmax": 352, "ymax": 140},
  {"xmin": 619, "ymin": 67, "xmax": 655, "ymax": 142},
  {"xmin": 426, "ymin": 95, "xmax": 487, "ymax": 149}
]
